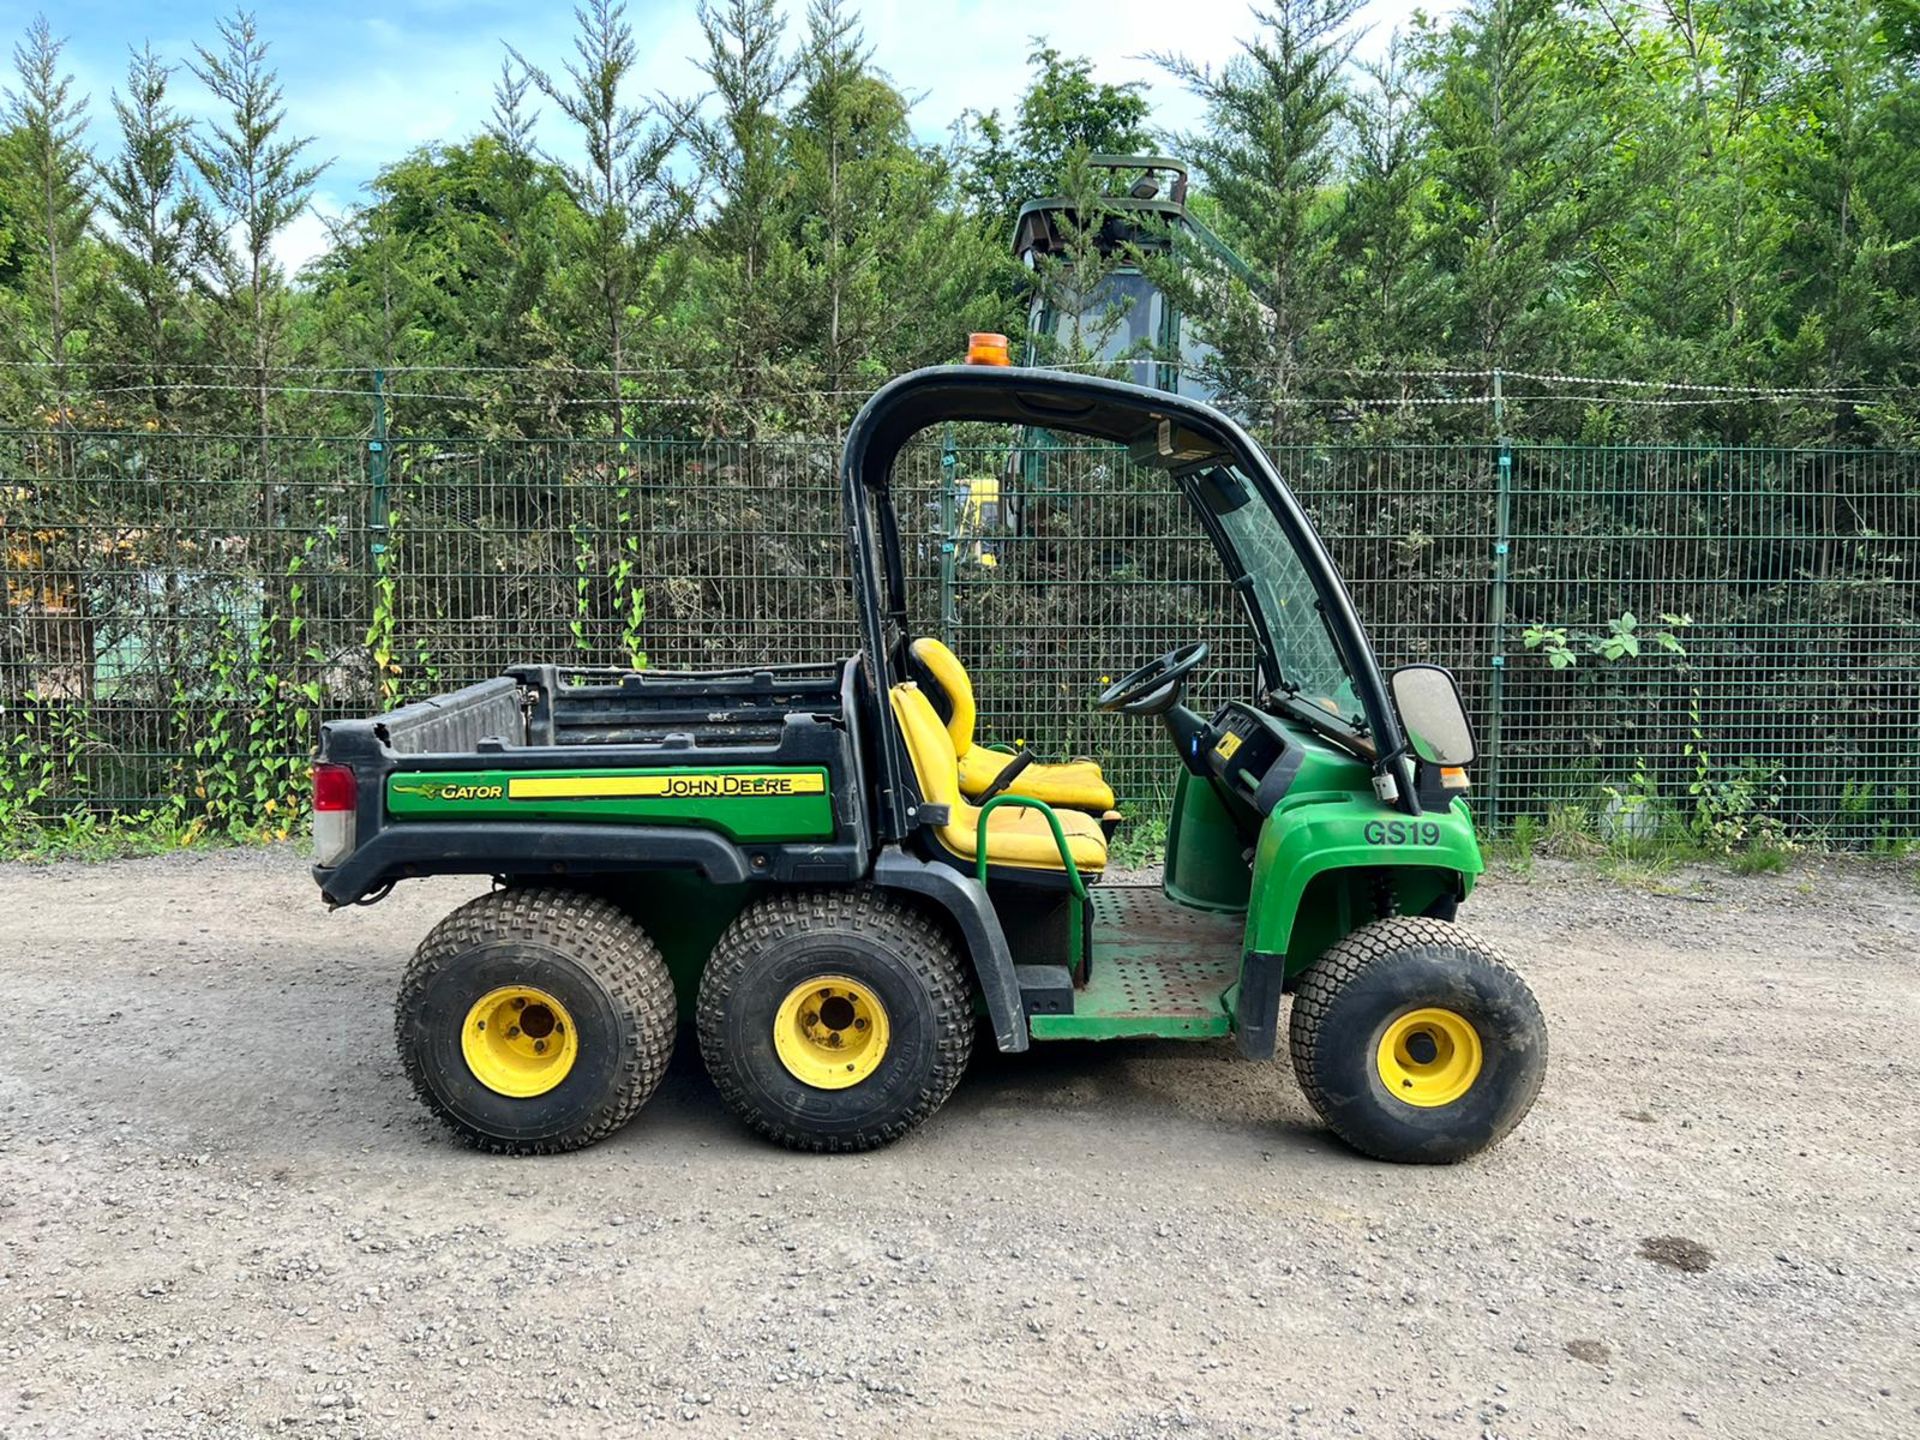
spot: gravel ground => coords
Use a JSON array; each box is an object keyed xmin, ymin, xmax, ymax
[{"xmin": 1, "ymin": 847, "xmax": 1917, "ymax": 1439}]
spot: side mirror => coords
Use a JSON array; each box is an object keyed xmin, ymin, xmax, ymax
[{"xmin": 1391, "ymin": 664, "xmax": 1476, "ymax": 766}]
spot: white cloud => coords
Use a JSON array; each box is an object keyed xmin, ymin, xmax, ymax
[{"xmin": 274, "ymin": 189, "xmax": 349, "ymax": 276}]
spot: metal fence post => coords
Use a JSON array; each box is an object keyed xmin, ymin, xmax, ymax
[
  {"xmin": 938, "ymin": 427, "xmax": 957, "ymax": 646},
  {"xmin": 369, "ymin": 368, "xmax": 390, "ymax": 575},
  {"xmin": 1484, "ymin": 416, "xmax": 1513, "ymax": 832}
]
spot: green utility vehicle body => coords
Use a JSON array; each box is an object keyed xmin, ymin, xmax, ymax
[
  {"xmin": 314, "ymin": 365, "xmax": 1539, "ymax": 1162},
  {"xmin": 316, "ymin": 367, "xmax": 1478, "ymax": 1054}
]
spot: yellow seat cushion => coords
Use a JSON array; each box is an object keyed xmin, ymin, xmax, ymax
[
  {"xmin": 955, "ymin": 746, "xmax": 1116, "ymax": 813},
  {"xmin": 909, "ymin": 637, "xmax": 1117, "ymax": 813},
  {"xmin": 936, "ymin": 794, "xmax": 1109, "ymax": 869},
  {"xmin": 889, "ymin": 682, "xmax": 1107, "ymax": 874}
]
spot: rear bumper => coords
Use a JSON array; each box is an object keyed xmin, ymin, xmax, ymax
[{"xmin": 314, "ymin": 822, "xmax": 864, "ymax": 905}]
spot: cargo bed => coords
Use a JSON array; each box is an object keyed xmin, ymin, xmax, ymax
[{"xmin": 312, "ymin": 660, "xmax": 872, "ymax": 904}]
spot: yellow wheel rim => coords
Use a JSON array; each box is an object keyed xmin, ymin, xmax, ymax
[
  {"xmin": 461, "ymin": 986, "xmax": 579, "ymax": 1098},
  {"xmin": 772, "ymin": 975, "xmax": 890, "ymax": 1090},
  {"xmin": 1376, "ymin": 1007, "xmax": 1483, "ymax": 1108}
]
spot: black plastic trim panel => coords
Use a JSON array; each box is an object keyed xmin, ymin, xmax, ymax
[
  {"xmin": 313, "ymin": 823, "xmax": 867, "ymax": 906},
  {"xmin": 1234, "ymin": 949, "xmax": 1287, "ymax": 1059},
  {"xmin": 872, "ymin": 846, "xmax": 1029, "ymax": 1053}
]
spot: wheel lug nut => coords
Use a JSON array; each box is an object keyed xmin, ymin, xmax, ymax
[
  {"xmin": 803, "ymin": 1011, "xmax": 819, "ymax": 1026},
  {"xmin": 534, "ymin": 1039, "xmax": 547, "ymax": 1053},
  {"xmin": 512, "ymin": 997, "xmax": 526, "ymax": 1009},
  {"xmin": 507, "ymin": 1026, "xmax": 521, "ymax": 1038},
  {"xmin": 854, "ymin": 1018, "xmax": 868, "ymax": 1031}
]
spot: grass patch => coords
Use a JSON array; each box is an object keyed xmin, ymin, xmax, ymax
[
  {"xmin": 1483, "ymin": 814, "xmax": 1538, "ymax": 877},
  {"xmin": 0, "ymin": 810, "xmax": 296, "ymax": 863},
  {"xmin": 1109, "ymin": 811, "xmax": 1169, "ymax": 869},
  {"xmin": 1728, "ymin": 844, "xmax": 1792, "ymax": 876},
  {"xmin": 1486, "ymin": 800, "xmax": 1806, "ymax": 884},
  {"xmin": 1595, "ymin": 850, "xmax": 1693, "ymax": 894}
]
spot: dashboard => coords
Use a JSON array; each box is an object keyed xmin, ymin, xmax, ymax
[{"xmin": 1200, "ymin": 703, "xmax": 1305, "ymax": 816}]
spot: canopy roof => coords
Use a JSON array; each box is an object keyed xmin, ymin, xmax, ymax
[{"xmin": 842, "ymin": 366, "xmax": 1239, "ymax": 491}]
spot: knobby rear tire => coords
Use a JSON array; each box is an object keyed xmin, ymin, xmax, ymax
[
  {"xmin": 397, "ymin": 886, "xmax": 676, "ymax": 1155},
  {"xmin": 696, "ymin": 888, "xmax": 973, "ymax": 1153}
]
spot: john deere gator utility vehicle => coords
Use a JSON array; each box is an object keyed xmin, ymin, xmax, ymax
[{"xmin": 311, "ymin": 360, "xmax": 1547, "ymax": 1163}]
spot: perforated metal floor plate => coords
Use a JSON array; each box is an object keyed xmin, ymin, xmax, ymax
[{"xmin": 1028, "ymin": 886, "xmax": 1244, "ymax": 1040}]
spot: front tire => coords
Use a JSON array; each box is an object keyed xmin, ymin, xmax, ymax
[
  {"xmin": 696, "ymin": 889, "xmax": 973, "ymax": 1152},
  {"xmin": 396, "ymin": 887, "xmax": 676, "ymax": 1155},
  {"xmin": 1289, "ymin": 917, "xmax": 1547, "ymax": 1163}
]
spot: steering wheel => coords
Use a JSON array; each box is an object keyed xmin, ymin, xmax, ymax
[{"xmin": 1094, "ymin": 642, "xmax": 1210, "ymax": 716}]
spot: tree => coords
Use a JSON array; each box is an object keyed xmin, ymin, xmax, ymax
[
  {"xmin": 1535, "ymin": 4, "xmax": 1773, "ymax": 438},
  {"xmin": 1156, "ymin": 0, "xmax": 1361, "ymax": 442},
  {"xmin": 1413, "ymin": 0, "xmax": 1616, "ymax": 408},
  {"xmin": 786, "ymin": 1, "xmax": 1010, "ymax": 400},
  {"xmin": 187, "ymin": 9, "xmax": 325, "ymax": 455},
  {"xmin": 512, "ymin": 0, "xmax": 690, "ymax": 438},
  {"xmin": 1777, "ymin": 1, "xmax": 1918, "ymax": 422},
  {"xmin": 306, "ymin": 135, "xmax": 581, "ymax": 435},
  {"xmin": 1338, "ymin": 34, "xmax": 1447, "ymax": 411},
  {"xmin": 685, "ymin": 0, "xmax": 798, "ymax": 429},
  {"xmin": 480, "ymin": 58, "xmax": 566, "ymax": 418},
  {"xmin": 4, "ymin": 14, "xmax": 92, "ymax": 424},
  {"xmin": 957, "ymin": 44, "xmax": 1153, "ymax": 224},
  {"xmin": 94, "ymin": 43, "xmax": 206, "ymax": 421},
  {"xmin": 789, "ymin": 0, "xmax": 868, "ymax": 394}
]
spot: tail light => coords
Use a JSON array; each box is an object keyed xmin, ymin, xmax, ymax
[{"xmin": 312, "ymin": 763, "xmax": 356, "ymax": 867}]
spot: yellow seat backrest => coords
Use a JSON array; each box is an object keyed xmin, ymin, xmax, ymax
[
  {"xmin": 888, "ymin": 682, "xmax": 962, "ymax": 809},
  {"xmin": 908, "ymin": 637, "xmax": 977, "ymax": 753},
  {"xmin": 890, "ymin": 680, "xmax": 1105, "ymax": 874}
]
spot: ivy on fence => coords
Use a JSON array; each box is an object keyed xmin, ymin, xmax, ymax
[{"xmin": 2, "ymin": 430, "xmax": 1915, "ymax": 848}]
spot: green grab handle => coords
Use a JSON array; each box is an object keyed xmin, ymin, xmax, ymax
[{"xmin": 974, "ymin": 792, "xmax": 1089, "ymax": 976}]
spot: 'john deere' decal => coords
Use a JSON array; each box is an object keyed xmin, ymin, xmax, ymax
[{"xmin": 507, "ymin": 772, "xmax": 825, "ymax": 800}]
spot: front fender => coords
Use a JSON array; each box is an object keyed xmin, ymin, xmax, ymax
[
  {"xmin": 1244, "ymin": 794, "xmax": 1483, "ymax": 969},
  {"xmin": 1231, "ymin": 795, "xmax": 1482, "ymax": 1061}
]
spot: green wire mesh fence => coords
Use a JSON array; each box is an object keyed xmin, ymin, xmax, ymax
[{"xmin": 3, "ymin": 427, "xmax": 1915, "ymax": 843}]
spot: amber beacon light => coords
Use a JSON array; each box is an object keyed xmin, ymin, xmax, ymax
[{"xmin": 965, "ymin": 332, "xmax": 1012, "ymax": 366}]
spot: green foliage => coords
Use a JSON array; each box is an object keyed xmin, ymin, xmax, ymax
[
  {"xmin": 94, "ymin": 44, "xmax": 207, "ymax": 414},
  {"xmin": 4, "ymin": 14, "xmax": 94, "ymax": 412},
  {"xmin": 1154, "ymin": 0, "xmax": 1360, "ymax": 442},
  {"xmin": 1683, "ymin": 692, "xmax": 1789, "ymax": 857},
  {"xmin": 1523, "ymin": 611, "xmax": 1690, "ymax": 668},
  {"xmin": 1729, "ymin": 844, "xmax": 1790, "ymax": 876},
  {"xmin": 0, "ymin": 1, "xmax": 1912, "ymax": 441},
  {"xmin": 0, "ymin": 2, "xmax": 1916, "ymax": 859},
  {"xmin": 956, "ymin": 44, "xmax": 1152, "ymax": 224},
  {"xmin": 187, "ymin": 8, "xmax": 324, "ymax": 450},
  {"xmin": 1109, "ymin": 810, "xmax": 1169, "ymax": 870}
]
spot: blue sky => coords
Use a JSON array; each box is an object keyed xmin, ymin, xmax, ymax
[{"xmin": 18, "ymin": 0, "xmax": 1452, "ymax": 270}]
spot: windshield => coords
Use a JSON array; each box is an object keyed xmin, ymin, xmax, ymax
[
  {"xmin": 1207, "ymin": 468, "xmax": 1363, "ymax": 729},
  {"xmin": 1034, "ymin": 270, "xmax": 1163, "ymax": 389}
]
